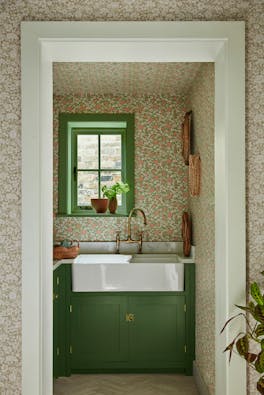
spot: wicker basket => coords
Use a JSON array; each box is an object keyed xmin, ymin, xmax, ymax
[
  {"xmin": 189, "ymin": 154, "xmax": 201, "ymax": 196},
  {"xmin": 53, "ymin": 240, "xmax": 80, "ymax": 260},
  {"xmin": 181, "ymin": 111, "xmax": 192, "ymax": 165},
  {"xmin": 182, "ymin": 212, "xmax": 191, "ymax": 257}
]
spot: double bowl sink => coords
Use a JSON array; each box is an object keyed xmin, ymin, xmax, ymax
[{"xmin": 72, "ymin": 254, "xmax": 184, "ymax": 292}]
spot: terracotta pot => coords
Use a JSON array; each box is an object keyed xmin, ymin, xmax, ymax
[
  {"xmin": 91, "ymin": 198, "xmax": 108, "ymax": 213},
  {"xmin": 108, "ymin": 197, "xmax": 118, "ymax": 214}
]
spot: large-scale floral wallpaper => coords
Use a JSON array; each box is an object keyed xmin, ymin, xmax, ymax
[
  {"xmin": 53, "ymin": 94, "xmax": 189, "ymax": 241},
  {"xmin": 1, "ymin": 1, "xmax": 263, "ymax": 394}
]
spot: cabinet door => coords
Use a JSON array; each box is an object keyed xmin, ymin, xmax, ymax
[
  {"xmin": 53, "ymin": 265, "xmax": 67, "ymax": 377},
  {"xmin": 71, "ymin": 294, "xmax": 128, "ymax": 369},
  {"xmin": 128, "ymin": 295, "xmax": 186, "ymax": 368},
  {"xmin": 53, "ymin": 269, "xmax": 60, "ymax": 377}
]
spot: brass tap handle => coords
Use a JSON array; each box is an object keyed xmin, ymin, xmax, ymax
[
  {"xmin": 115, "ymin": 231, "xmax": 121, "ymax": 254},
  {"xmin": 138, "ymin": 231, "xmax": 144, "ymax": 254}
]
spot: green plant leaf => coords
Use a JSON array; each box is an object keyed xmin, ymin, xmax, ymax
[
  {"xmin": 255, "ymin": 305, "xmax": 264, "ymax": 324},
  {"xmin": 255, "ymin": 351, "xmax": 264, "ymax": 373},
  {"xmin": 245, "ymin": 352, "xmax": 258, "ymax": 363},
  {"xmin": 261, "ymin": 340, "xmax": 264, "ymax": 351},
  {"xmin": 223, "ymin": 332, "xmax": 245, "ymax": 363},
  {"xmin": 255, "ymin": 324, "xmax": 264, "ymax": 338},
  {"xmin": 251, "ymin": 282, "xmax": 264, "ymax": 306},
  {"xmin": 220, "ymin": 313, "xmax": 245, "ymax": 334},
  {"xmin": 102, "ymin": 182, "xmax": 129, "ymax": 199},
  {"xmin": 257, "ymin": 376, "xmax": 264, "ymax": 395},
  {"xmin": 224, "ymin": 340, "xmax": 236, "ymax": 363},
  {"xmin": 236, "ymin": 335, "xmax": 249, "ymax": 357}
]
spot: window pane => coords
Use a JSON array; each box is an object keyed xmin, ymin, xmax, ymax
[
  {"xmin": 77, "ymin": 171, "xmax": 98, "ymax": 206},
  {"xmin": 101, "ymin": 135, "xmax": 122, "ymax": 169},
  {"xmin": 101, "ymin": 171, "xmax": 122, "ymax": 205},
  {"xmin": 78, "ymin": 135, "xmax": 98, "ymax": 169}
]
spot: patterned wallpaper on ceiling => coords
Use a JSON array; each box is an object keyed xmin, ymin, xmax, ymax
[
  {"xmin": 1, "ymin": 1, "xmax": 263, "ymax": 394},
  {"xmin": 53, "ymin": 62, "xmax": 203, "ymax": 96},
  {"xmin": 188, "ymin": 63, "xmax": 215, "ymax": 395},
  {"xmin": 53, "ymin": 94, "xmax": 189, "ymax": 241}
]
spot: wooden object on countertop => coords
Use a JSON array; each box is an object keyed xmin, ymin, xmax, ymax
[
  {"xmin": 53, "ymin": 240, "xmax": 80, "ymax": 260},
  {"xmin": 182, "ymin": 212, "xmax": 191, "ymax": 257}
]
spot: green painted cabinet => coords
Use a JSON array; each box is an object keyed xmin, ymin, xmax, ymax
[
  {"xmin": 128, "ymin": 295, "xmax": 186, "ymax": 369},
  {"xmin": 70, "ymin": 293, "xmax": 189, "ymax": 373},
  {"xmin": 53, "ymin": 268, "xmax": 59, "ymax": 377},
  {"xmin": 71, "ymin": 294, "xmax": 128, "ymax": 370},
  {"xmin": 54, "ymin": 264, "xmax": 195, "ymax": 376},
  {"xmin": 53, "ymin": 265, "xmax": 70, "ymax": 377}
]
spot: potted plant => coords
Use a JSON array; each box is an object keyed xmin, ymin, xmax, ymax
[
  {"xmin": 102, "ymin": 181, "xmax": 129, "ymax": 214},
  {"xmin": 90, "ymin": 198, "xmax": 108, "ymax": 213},
  {"xmin": 221, "ymin": 272, "xmax": 264, "ymax": 394}
]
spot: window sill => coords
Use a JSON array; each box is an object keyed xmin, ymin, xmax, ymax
[{"xmin": 56, "ymin": 213, "xmax": 129, "ymax": 218}]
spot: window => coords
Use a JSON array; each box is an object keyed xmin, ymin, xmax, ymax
[{"xmin": 58, "ymin": 114, "xmax": 134, "ymax": 216}]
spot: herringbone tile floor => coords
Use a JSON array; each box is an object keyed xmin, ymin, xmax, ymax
[{"xmin": 53, "ymin": 374, "xmax": 199, "ymax": 395}]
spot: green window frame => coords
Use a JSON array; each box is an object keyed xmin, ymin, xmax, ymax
[{"xmin": 58, "ymin": 113, "xmax": 134, "ymax": 216}]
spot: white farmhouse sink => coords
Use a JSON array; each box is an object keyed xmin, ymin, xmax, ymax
[
  {"xmin": 72, "ymin": 254, "xmax": 184, "ymax": 292},
  {"xmin": 74, "ymin": 254, "xmax": 132, "ymax": 264}
]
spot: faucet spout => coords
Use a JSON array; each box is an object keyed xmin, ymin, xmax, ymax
[
  {"xmin": 115, "ymin": 208, "xmax": 147, "ymax": 254},
  {"xmin": 127, "ymin": 208, "xmax": 147, "ymax": 240}
]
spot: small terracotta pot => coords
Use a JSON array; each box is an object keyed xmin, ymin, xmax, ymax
[
  {"xmin": 91, "ymin": 198, "xmax": 108, "ymax": 213},
  {"xmin": 108, "ymin": 197, "xmax": 118, "ymax": 214}
]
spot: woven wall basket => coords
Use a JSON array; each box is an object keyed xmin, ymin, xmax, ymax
[
  {"xmin": 182, "ymin": 211, "xmax": 191, "ymax": 257},
  {"xmin": 189, "ymin": 154, "xmax": 201, "ymax": 196},
  {"xmin": 181, "ymin": 111, "xmax": 192, "ymax": 165}
]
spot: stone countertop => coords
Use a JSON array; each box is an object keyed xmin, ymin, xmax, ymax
[
  {"xmin": 53, "ymin": 251, "xmax": 195, "ymax": 271},
  {"xmin": 53, "ymin": 241, "xmax": 195, "ymax": 270}
]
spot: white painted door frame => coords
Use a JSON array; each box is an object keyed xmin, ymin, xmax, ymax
[{"xmin": 21, "ymin": 21, "xmax": 245, "ymax": 395}]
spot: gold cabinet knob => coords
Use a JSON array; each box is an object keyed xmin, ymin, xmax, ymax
[
  {"xmin": 53, "ymin": 293, "xmax": 59, "ymax": 300},
  {"xmin": 126, "ymin": 313, "xmax": 135, "ymax": 322}
]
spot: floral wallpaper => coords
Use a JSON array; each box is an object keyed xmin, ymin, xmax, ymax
[
  {"xmin": 53, "ymin": 62, "xmax": 202, "ymax": 96},
  {"xmin": 187, "ymin": 63, "xmax": 215, "ymax": 394},
  {"xmin": 0, "ymin": 1, "xmax": 263, "ymax": 394},
  {"xmin": 53, "ymin": 94, "xmax": 189, "ymax": 241}
]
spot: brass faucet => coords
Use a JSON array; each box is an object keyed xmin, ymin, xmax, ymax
[
  {"xmin": 115, "ymin": 208, "xmax": 147, "ymax": 254},
  {"xmin": 127, "ymin": 208, "xmax": 147, "ymax": 241}
]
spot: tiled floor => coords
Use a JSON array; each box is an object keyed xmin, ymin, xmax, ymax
[{"xmin": 53, "ymin": 374, "xmax": 199, "ymax": 395}]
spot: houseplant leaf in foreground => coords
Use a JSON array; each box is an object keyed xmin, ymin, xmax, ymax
[{"xmin": 222, "ymin": 273, "xmax": 264, "ymax": 394}]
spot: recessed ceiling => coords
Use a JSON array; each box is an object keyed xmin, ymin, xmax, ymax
[{"xmin": 53, "ymin": 62, "xmax": 204, "ymax": 96}]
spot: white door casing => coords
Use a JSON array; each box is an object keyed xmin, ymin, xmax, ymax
[{"xmin": 21, "ymin": 21, "xmax": 245, "ymax": 395}]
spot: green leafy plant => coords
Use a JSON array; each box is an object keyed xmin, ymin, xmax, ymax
[
  {"xmin": 102, "ymin": 181, "xmax": 129, "ymax": 199},
  {"xmin": 221, "ymin": 271, "xmax": 264, "ymax": 394}
]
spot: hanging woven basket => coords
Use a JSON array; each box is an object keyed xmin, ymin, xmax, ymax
[
  {"xmin": 189, "ymin": 154, "xmax": 201, "ymax": 196},
  {"xmin": 181, "ymin": 111, "xmax": 192, "ymax": 165},
  {"xmin": 182, "ymin": 211, "xmax": 191, "ymax": 257}
]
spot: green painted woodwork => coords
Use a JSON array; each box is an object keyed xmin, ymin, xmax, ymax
[
  {"xmin": 53, "ymin": 269, "xmax": 59, "ymax": 378},
  {"xmin": 58, "ymin": 113, "xmax": 135, "ymax": 216},
  {"xmin": 53, "ymin": 265, "xmax": 71, "ymax": 377},
  {"xmin": 71, "ymin": 294, "xmax": 128, "ymax": 370},
  {"xmin": 54, "ymin": 264, "xmax": 195, "ymax": 376},
  {"xmin": 128, "ymin": 295, "xmax": 186, "ymax": 368}
]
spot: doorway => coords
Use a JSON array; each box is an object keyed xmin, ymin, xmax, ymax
[{"xmin": 21, "ymin": 21, "xmax": 245, "ymax": 395}]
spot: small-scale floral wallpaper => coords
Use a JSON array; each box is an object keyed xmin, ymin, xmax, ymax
[
  {"xmin": 1, "ymin": 1, "xmax": 263, "ymax": 394},
  {"xmin": 53, "ymin": 62, "xmax": 202, "ymax": 96},
  {"xmin": 188, "ymin": 63, "xmax": 215, "ymax": 395},
  {"xmin": 53, "ymin": 94, "xmax": 189, "ymax": 241}
]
